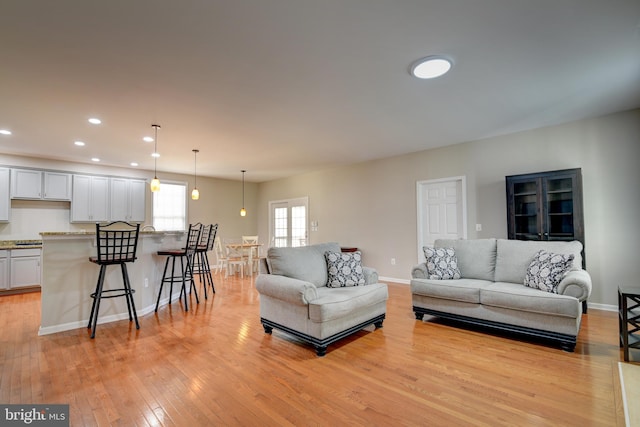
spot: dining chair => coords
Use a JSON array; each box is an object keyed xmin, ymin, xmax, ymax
[
  {"xmin": 242, "ymin": 235, "xmax": 260, "ymax": 275},
  {"xmin": 213, "ymin": 238, "xmax": 228, "ymax": 274},
  {"xmin": 225, "ymin": 240, "xmax": 245, "ymax": 278}
]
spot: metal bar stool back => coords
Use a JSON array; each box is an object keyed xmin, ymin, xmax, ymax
[
  {"xmin": 155, "ymin": 223, "xmax": 202, "ymax": 312},
  {"xmin": 194, "ymin": 223, "xmax": 218, "ymax": 299},
  {"xmin": 88, "ymin": 221, "xmax": 141, "ymax": 338}
]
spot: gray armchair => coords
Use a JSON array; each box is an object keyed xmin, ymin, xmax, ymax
[{"xmin": 255, "ymin": 242, "xmax": 388, "ymax": 356}]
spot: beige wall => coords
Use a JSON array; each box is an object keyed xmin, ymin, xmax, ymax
[
  {"xmin": 0, "ymin": 154, "xmax": 258, "ymax": 241},
  {"xmin": 257, "ymin": 109, "xmax": 640, "ymax": 307}
]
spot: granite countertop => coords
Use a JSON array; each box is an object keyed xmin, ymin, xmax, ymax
[{"xmin": 0, "ymin": 240, "xmax": 43, "ymax": 250}]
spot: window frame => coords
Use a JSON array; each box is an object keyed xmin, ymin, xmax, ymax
[{"xmin": 151, "ymin": 180, "xmax": 188, "ymax": 231}]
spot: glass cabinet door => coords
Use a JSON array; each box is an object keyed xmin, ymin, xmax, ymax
[
  {"xmin": 544, "ymin": 176, "xmax": 575, "ymax": 241},
  {"xmin": 512, "ymin": 180, "xmax": 540, "ymax": 240}
]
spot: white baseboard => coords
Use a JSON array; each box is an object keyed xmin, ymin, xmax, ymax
[
  {"xmin": 38, "ymin": 291, "xmax": 183, "ymax": 336},
  {"xmin": 587, "ymin": 302, "xmax": 617, "ymax": 312},
  {"xmin": 378, "ymin": 276, "xmax": 410, "ymax": 285}
]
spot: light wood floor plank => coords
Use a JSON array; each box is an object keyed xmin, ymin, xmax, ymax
[{"xmin": 0, "ymin": 275, "xmax": 630, "ymax": 426}]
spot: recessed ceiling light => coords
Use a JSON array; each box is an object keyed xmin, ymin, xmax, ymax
[
  {"xmin": 410, "ymin": 56, "xmax": 453, "ymax": 79},
  {"xmin": 88, "ymin": 118, "xmax": 102, "ymax": 125},
  {"xmin": 91, "ymin": 158, "xmax": 100, "ymax": 162},
  {"xmin": 143, "ymin": 136, "xmax": 154, "ymax": 142},
  {"xmin": 74, "ymin": 141, "xmax": 85, "ymax": 146},
  {"xmin": 151, "ymin": 152, "xmax": 160, "ymax": 158},
  {"xmin": 0, "ymin": 129, "xmax": 12, "ymax": 135},
  {"xmin": 130, "ymin": 162, "xmax": 138, "ymax": 167}
]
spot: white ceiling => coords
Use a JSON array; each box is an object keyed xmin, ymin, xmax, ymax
[{"xmin": 1, "ymin": 0, "xmax": 639, "ymax": 182}]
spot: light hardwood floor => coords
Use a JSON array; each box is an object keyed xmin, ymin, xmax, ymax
[{"xmin": 0, "ymin": 274, "xmax": 629, "ymax": 426}]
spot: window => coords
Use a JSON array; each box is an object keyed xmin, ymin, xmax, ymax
[
  {"xmin": 152, "ymin": 182, "xmax": 187, "ymax": 231},
  {"xmin": 269, "ymin": 197, "xmax": 308, "ymax": 247}
]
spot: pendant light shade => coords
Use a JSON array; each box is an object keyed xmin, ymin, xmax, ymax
[
  {"xmin": 150, "ymin": 124, "xmax": 161, "ymax": 192},
  {"xmin": 191, "ymin": 149, "xmax": 200, "ymax": 200},
  {"xmin": 240, "ymin": 170, "xmax": 246, "ymax": 217}
]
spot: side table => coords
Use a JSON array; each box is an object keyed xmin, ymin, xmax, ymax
[{"xmin": 618, "ymin": 285, "xmax": 640, "ymax": 362}]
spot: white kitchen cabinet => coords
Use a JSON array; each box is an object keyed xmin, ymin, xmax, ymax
[
  {"xmin": 9, "ymin": 248, "xmax": 41, "ymax": 289},
  {"xmin": 10, "ymin": 169, "xmax": 72, "ymax": 201},
  {"xmin": 71, "ymin": 175, "xmax": 110, "ymax": 222},
  {"xmin": 0, "ymin": 168, "xmax": 10, "ymax": 222},
  {"xmin": 0, "ymin": 250, "xmax": 8, "ymax": 290},
  {"xmin": 43, "ymin": 171, "xmax": 72, "ymax": 200},
  {"xmin": 109, "ymin": 178, "xmax": 146, "ymax": 222},
  {"xmin": 11, "ymin": 169, "xmax": 41, "ymax": 199}
]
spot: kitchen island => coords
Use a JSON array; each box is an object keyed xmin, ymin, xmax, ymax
[{"xmin": 39, "ymin": 230, "xmax": 187, "ymax": 335}]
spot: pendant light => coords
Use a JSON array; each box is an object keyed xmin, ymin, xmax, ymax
[
  {"xmin": 240, "ymin": 170, "xmax": 246, "ymax": 217},
  {"xmin": 191, "ymin": 149, "xmax": 200, "ymax": 200},
  {"xmin": 150, "ymin": 124, "xmax": 161, "ymax": 192}
]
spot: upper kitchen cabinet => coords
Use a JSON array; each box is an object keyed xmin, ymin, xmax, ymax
[
  {"xmin": 10, "ymin": 169, "xmax": 72, "ymax": 201},
  {"xmin": 109, "ymin": 178, "xmax": 146, "ymax": 222},
  {"xmin": 0, "ymin": 168, "xmax": 10, "ymax": 222},
  {"xmin": 70, "ymin": 175, "xmax": 110, "ymax": 222}
]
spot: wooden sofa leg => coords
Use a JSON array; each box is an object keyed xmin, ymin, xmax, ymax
[
  {"xmin": 414, "ymin": 312, "xmax": 424, "ymax": 321},
  {"xmin": 374, "ymin": 320, "xmax": 384, "ymax": 329},
  {"xmin": 262, "ymin": 324, "xmax": 273, "ymax": 334},
  {"xmin": 582, "ymin": 300, "xmax": 588, "ymax": 314}
]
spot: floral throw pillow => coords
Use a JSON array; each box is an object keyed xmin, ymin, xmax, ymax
[
  {"xmin": 423, "ymin": 247, "xmax": 461, "ymax": 280},
  {"xmin": 524, "ymin": 250, "xmax": 575, "ymax": 293},
  {"xmin": 325, "ymin": 251, "xmax": 365, "ymax": 287}
]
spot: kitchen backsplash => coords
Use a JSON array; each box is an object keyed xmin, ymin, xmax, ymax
[{"xmin": 0, "ymin": 200, "xmax": 86, "ymax": 240}]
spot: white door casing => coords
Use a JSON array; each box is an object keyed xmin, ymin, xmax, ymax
[
  {"xmin": 268, "ymin": 196, "xmax": 309, "ymax": 248},
  {"xmin": 416, "ymin": 176, "xmax": 467, "ymax": 263}
]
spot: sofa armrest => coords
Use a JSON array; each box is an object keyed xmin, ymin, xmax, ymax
[
  {"xmin": 411, "ymin": 264, "xmax": 428, "ymax": 279},
  {"xmin": 557, "ymin": 269, "xmax": 592, "ymax": 302},
  {"xmin": 363, "ymin": 266, "xmax": 379, "ymax": 285},
  {"xmin": 255, "ymin": 274, "xmax": 319, "ymax": 305}
]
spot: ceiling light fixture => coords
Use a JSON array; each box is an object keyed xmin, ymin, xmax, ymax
[
  {"xmin": 91, "ymin": 158, "xmax": 100, "ymax": 162},
  {"xmin": 150, "ymin": 124, "xmax": 161, "ymax": 192},
  {"xmin": 74, "ymin": 141, "xmax": 85, "ymax": 146},
  {"xmin": 130, "ymin": 162, "xmax": 138, "ymax": 167},
  {"xmin": 191, "ymin": 149, "xmax": 200, "ymax": 200},
  {"xmin": 410, "ymin": 56, "xmax": 453, "ymax": 79},
  {"xmin": 143, "ymin": 136, "xmax": 154, "ymax": 142},
  {"xmin": 0, "ymin": 129, "xmax": 11, "ymax": 135},
  {"xmin": 240, "ymin": 170, "xmax": 246, "ymax": 217},
  {"xmin": 88, "ymin": 118, "xmax": 102, "ymax": 125}
]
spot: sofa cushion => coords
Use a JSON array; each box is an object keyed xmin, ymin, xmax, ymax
[
  {"xmin": 481, "ymin": 282, "xmax": 580, "ymax": 318},
  {"xmin": 423, "ymin": 247, "xmax": 461, "ymax": 279},
  {"xmin": 267, "ymin": 242, "xmax": 341, "ymax": 287},
  {"xmin": 494, "ymin": 239, "xmax": 582, "ymax": 284},
  {"xmin": 309, "ymin": 283, "xmax": 388, "ymax": 322},
  {"xmin": 524, "ymin": 250, "xmax": 575, "ymax": 293},
  {"xmin": 435, "ymin": 238, "xmax": 496, "ymax": 281},
  {"xmin": 410, "ymin": 278, "xmax": 492, "ymax": 304},
  {"xmin": 325, "ymin": 251, "xmax": 365, "ymax": 287}
]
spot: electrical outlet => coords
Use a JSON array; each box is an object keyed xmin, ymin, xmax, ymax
[
  {"xmin": 144, "ymin": 278, "xmax": 149, "ymax": 288},
  {"xmin": 391, "ymin": 258, "xmax": 396, "ymax": 265}
]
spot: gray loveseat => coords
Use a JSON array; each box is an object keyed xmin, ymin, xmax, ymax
[
  {"xmin": 411, "ymin": 238, "xmax": 591, "ymax": 351},
  {"xmin": 256, "ymin": 242, "xmax": 388, "ymax": 356}
]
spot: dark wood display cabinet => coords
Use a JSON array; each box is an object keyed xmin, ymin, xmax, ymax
[{"xmin": 506, "ymin": 168, "xmax": 585, "ymax": 266}]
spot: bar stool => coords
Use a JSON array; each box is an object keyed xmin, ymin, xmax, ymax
[
  {"xmin": 155, "ymin": 223, "xmax": 202, "ymax": 312},
  {"xmin": 193, "ymin": 223, "xmax": 218, "ymax": 299},
  {"xmin": 88, "ymin": 221, "xmax": 140, "ymax": 339}
]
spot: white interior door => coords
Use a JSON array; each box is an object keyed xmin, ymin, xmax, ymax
[
  {"xmin": 417, "ymin": 177, "xmax": 467, "ymax": 262},
  {"xmin": 269, "ymin": 197, "xmax": 309, "ymax": 248}
]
